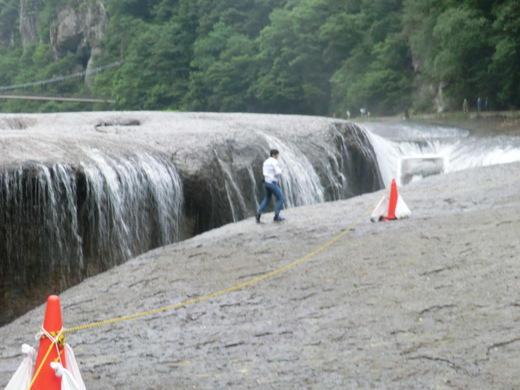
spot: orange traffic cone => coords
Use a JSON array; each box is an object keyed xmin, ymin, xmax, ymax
[
  {"xmin": 382, "ymin": 178, "xmax": 398, "ymax": 221},
  {"xmin": 31, "ymin": 295, "xmax": 65, "ymax": 390}
]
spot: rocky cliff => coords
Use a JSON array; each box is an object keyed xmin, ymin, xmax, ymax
[
  {"xmin": 19, "ymin": 0, "xmax": 41, "ymax": 48},
  {"xmin": 19, "ymin": 0, "xmax": 107, "ymax": 66}
]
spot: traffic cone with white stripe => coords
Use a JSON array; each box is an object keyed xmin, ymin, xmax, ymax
[
  {"xmin": 370, "ymin": 178, "xmax": 411, "ymax": 222},
  {"xmin": 31, "ymin": 295, "xmax": 65, "ymax": 390}
]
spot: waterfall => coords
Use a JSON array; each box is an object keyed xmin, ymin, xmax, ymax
[
  {"xmin": 5, "ymin": 111, "xmax": 520, "ymax": 327},
  {"xmin": 0, "ymin": 163, "xmax": 83, "ymax": 296},
  {"xmin": 79, "ymin": 150, "xmax": 183, "ymax": 269},
  {"xmin": 189, "ymin": 122, "xmax": 383, "ymax": 232},
  {"xmin": 362, "ymin": 121, "xmax": 520, "ymax": 186},
  {"xmin": 257, "ymin": 132, "xmax": 325, "ymax": 207},
  {"xmin": 0, "ymin": 112, "xmax": 385, "ymax": 325},
  {"xmin": 0, "ymin": 151, "xmax": 183, "ymax": 325}
]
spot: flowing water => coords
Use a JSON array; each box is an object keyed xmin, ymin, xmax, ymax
[
  {"xmin": 256, "ymin": 132, "xmax": 326, "ymax": 207},
  {"xmin": 0, "ymin": 148, "xmax": 183, "ymax": 324},
  {"xmin": 78, "ymin": 150, "xmax": 183, "ymax": 265},
  {"xmin": 198, "ymin": 120, "xmax": 381, "ymax": 230},
  {"xmin": 2, "ymin": 113, "xmax": 520, "ymax": 325},
  {"xmin": 362, "ymin": 121, "xmax": 520, "ymax": 187}
]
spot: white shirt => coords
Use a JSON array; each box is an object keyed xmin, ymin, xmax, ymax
[{"xmin": 263, "ymin": 156, "xmax": 282, "ymax": 183}]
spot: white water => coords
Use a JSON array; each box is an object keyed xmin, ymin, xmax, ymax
[
  {"xmin": 257, "ymin": 132, "xmax": 326, "ymax": 207},
  {"xmin": 0, "ymin": 150, "xmax": 183, "ymax": 277},
  {"xmin": 362, "ymin": 121, "xmax": 520, "ymax": 187},
  {"xmin": 80, "ymin": 149, "xmax": 183, "ymax": 266}
]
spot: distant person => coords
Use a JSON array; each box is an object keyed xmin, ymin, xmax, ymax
[
  {"xmin": 360, "ymin": 108, "xmax": 366, "ymax": 117},
  {"xmin": 463, "ymin": 98, "xmax": 469, "ymax": 113},
  {"xmin": 256, "ymin": 149, "xmax": 286, "ymax": 222},
  {"xmin": 477, "ymin": 97, "xmax": 482, "ymax": 112},
  {"xmin": 346, "ymin": 110, "xmax": 351, "ymax": 119}
]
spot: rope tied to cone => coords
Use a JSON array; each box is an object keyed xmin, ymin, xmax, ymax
[
  {"xmin": 38, "ymin": 329, "xmax": 65, "ymax": 348},
  {"xmin": 28, "ymin": 327, "xmax": 66, "ymax": 389}
]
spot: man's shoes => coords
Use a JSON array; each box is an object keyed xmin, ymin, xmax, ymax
[
  {"xmin": 256, "ymin": 213, "xmax": 261, "ymax": 223},
  {"xmin": 273, "ymin": 215, "xmax": 286, "ymax": 222}
]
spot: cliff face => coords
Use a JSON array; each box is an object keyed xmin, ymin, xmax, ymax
[
  {"xmin": 19, "ymin": 0, "xmax": 42, "ymax": 48},
  {"xmin": 49, "ymin": 0, "xmax": 107, "ymax": 63},
  {"xmin": 19, "ymin": 0, "xmax": 107, "ymax": 65}
]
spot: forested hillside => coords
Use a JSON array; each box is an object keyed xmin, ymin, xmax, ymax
[{"xmin": 0, "ymin": 0, "xmax": 519, "ymax": 116}]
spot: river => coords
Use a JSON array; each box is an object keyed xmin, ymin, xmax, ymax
[{"xmin": 362, "ymin": 121, "xmax": 520, "ymax": 186}]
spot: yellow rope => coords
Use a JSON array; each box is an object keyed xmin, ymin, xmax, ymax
[
  {"xmin": 28, "ymin": 335, "xmax": 58, "ymax": 390},
  {"xmin": 65, "ymin": 169, "xmax": 520, "ymax": 333},
  {"xmin": 29, "ymin": 170, "xmax": 520, "ymax": 388},
  {"xmin": 66, "ymin": 204, "xmax": 372, "ymax": 333}
]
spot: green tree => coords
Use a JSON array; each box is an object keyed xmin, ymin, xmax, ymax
[
  {"xmin": 4, "ymin": 0, "xmax": 520, "ymax": 114},
  {"xmin": 253, "ymin": 0, "xmax": 334, "ymax": 115},
  {"xmin": 331, "ymin": 0, "xmax": 412, "ymax": 116},
  {"xmin": 105, "ymin": 0, "xmax": 162, "ymax": 22},
  {"xmin": 489, "ymin": 1, "xmax": 520, "ymax": 108},
  {"xmin": 252, "ymin": 9, "xmax": 306, "ymax": 113},
  {"xmin": 92, "ymin": 0, "xmax": 198, "ymax": 110},
  {"xmin": 184, "ymin": 22, "xmax": 258, "ymax": 111},
  {"xmin": 0, "ymin": 0, "xmax": 19, "ymax": 45},
  {"xmin": 196, "ymin": 0, "xmax": 286, "ymax": 37},
  {"xmin": 431, "ymin": 7, "xmax": 492, "ymax": 105},
  {"xmin": 109, "ymin": 21, "xmax": 193, "ymax": 110}
]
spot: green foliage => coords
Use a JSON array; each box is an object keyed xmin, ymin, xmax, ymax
[
  {"xmin": 0, "ymin": 0, "xmax": 19, "ymax": 44},
  {"xmin": 252, "ymin": 0, "xmax": 335, "ymax": 114},
  {"xmin": 432, "ymin": 8, "xmax": 490, "ymax": 82},
  {"xmin": 105, "ymin": 0, "xmax": 162, "ymax": 22},
  {"xmin": 108, "ymin": 22, "xmax": 191, "ymax": 110},
  {"xmin": 0, "ymin": 46, "xmax": 21, "ymax": 85},
  {"xmin": 489, "ymin": 1, "xmax": 520, "ymax": 108},
  {"xmin": 330, "ymin": 0, "xmax": 412, "ymax": 116},
  {"xmin": 39, "ymin": 0, "xmax": 71, "ymax": 40},
  {"xmin": 2, "ymin": 0, "xmax": 520, "ymax": 114},
  {"xmin": 185, "ymin": 23, "xmax": 258, "ymax": 111}
]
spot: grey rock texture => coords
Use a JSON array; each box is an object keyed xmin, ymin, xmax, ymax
[
  {"xmin": 0, "ymin": 112, "xmax": 381, "ymax": 327},
  {"xmin": 19, "ymin": 0, "xmax": 41, "ymax": 48},
  {"xmin": 1, "ymin": 160, "xmax": 520, "ymax": 389},
  {"xmin": 18, "ymin": 0, "xmax": 107, "ymax": 60},
  {"xmin": 49, "ymin": 1, "xmax": 107, "ymax": 61}
]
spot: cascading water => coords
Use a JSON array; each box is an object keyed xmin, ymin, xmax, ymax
[
  {"xmin": 4, "ymin": 112, "xmax": 520, "ymax": 327},
  {"xmin": 362, "ymin": 121, "xmax": 520, "ymax": 186},
  {"xmin": 0, "ymin": 112, "xmax": 383, "ymax": 325},
  {"xmin": 79, "ymin": 150, "xmax": 183, "ymax": 266},
  {"xmin": 0, "ymin": 150, "xmax": 183, "ymax": 325},
  {"xmin": 191, "ymin": 121, "xmax": 383, "ymax": 232},
  {"xmin": 0, "ymin": 163, "xmax": 84, "ymax": 299},
  {"xmin": 257, "ymin": 132, "xmax": 325, "ymax": 207}
]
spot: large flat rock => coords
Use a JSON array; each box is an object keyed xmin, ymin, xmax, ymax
[
  {"xmin": 0, "ymin": 111, "xmax": 346, "ymax": 168},
  {"xmin": 1, "ymin": 160, "xmax": 520, "ymax": 389},
  {"xmin": 0, "ymin": 111, "xmax": 383, "ymax": 325}
]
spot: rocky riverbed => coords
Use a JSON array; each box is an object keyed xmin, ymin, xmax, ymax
[
  {"xmin": 1, "ymin": 152, "xmax": 520, "ymax": 389},
  {"xmin": 0, "ymin": 111, "xmax": 382, "ymax": 326}
]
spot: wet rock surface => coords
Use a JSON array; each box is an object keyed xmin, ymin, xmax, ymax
[
  {"xmin": 0, "ymin": 112, "xmax": 383, "ymax": 326},
  {"xmin": 1, "ymin": 161, "xmax": 520, "ymax": 389}
]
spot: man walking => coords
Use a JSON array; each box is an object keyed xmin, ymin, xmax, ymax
[{"xmin": 256, "ymin": 149, "xmax": 286, "ymax": 222}]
